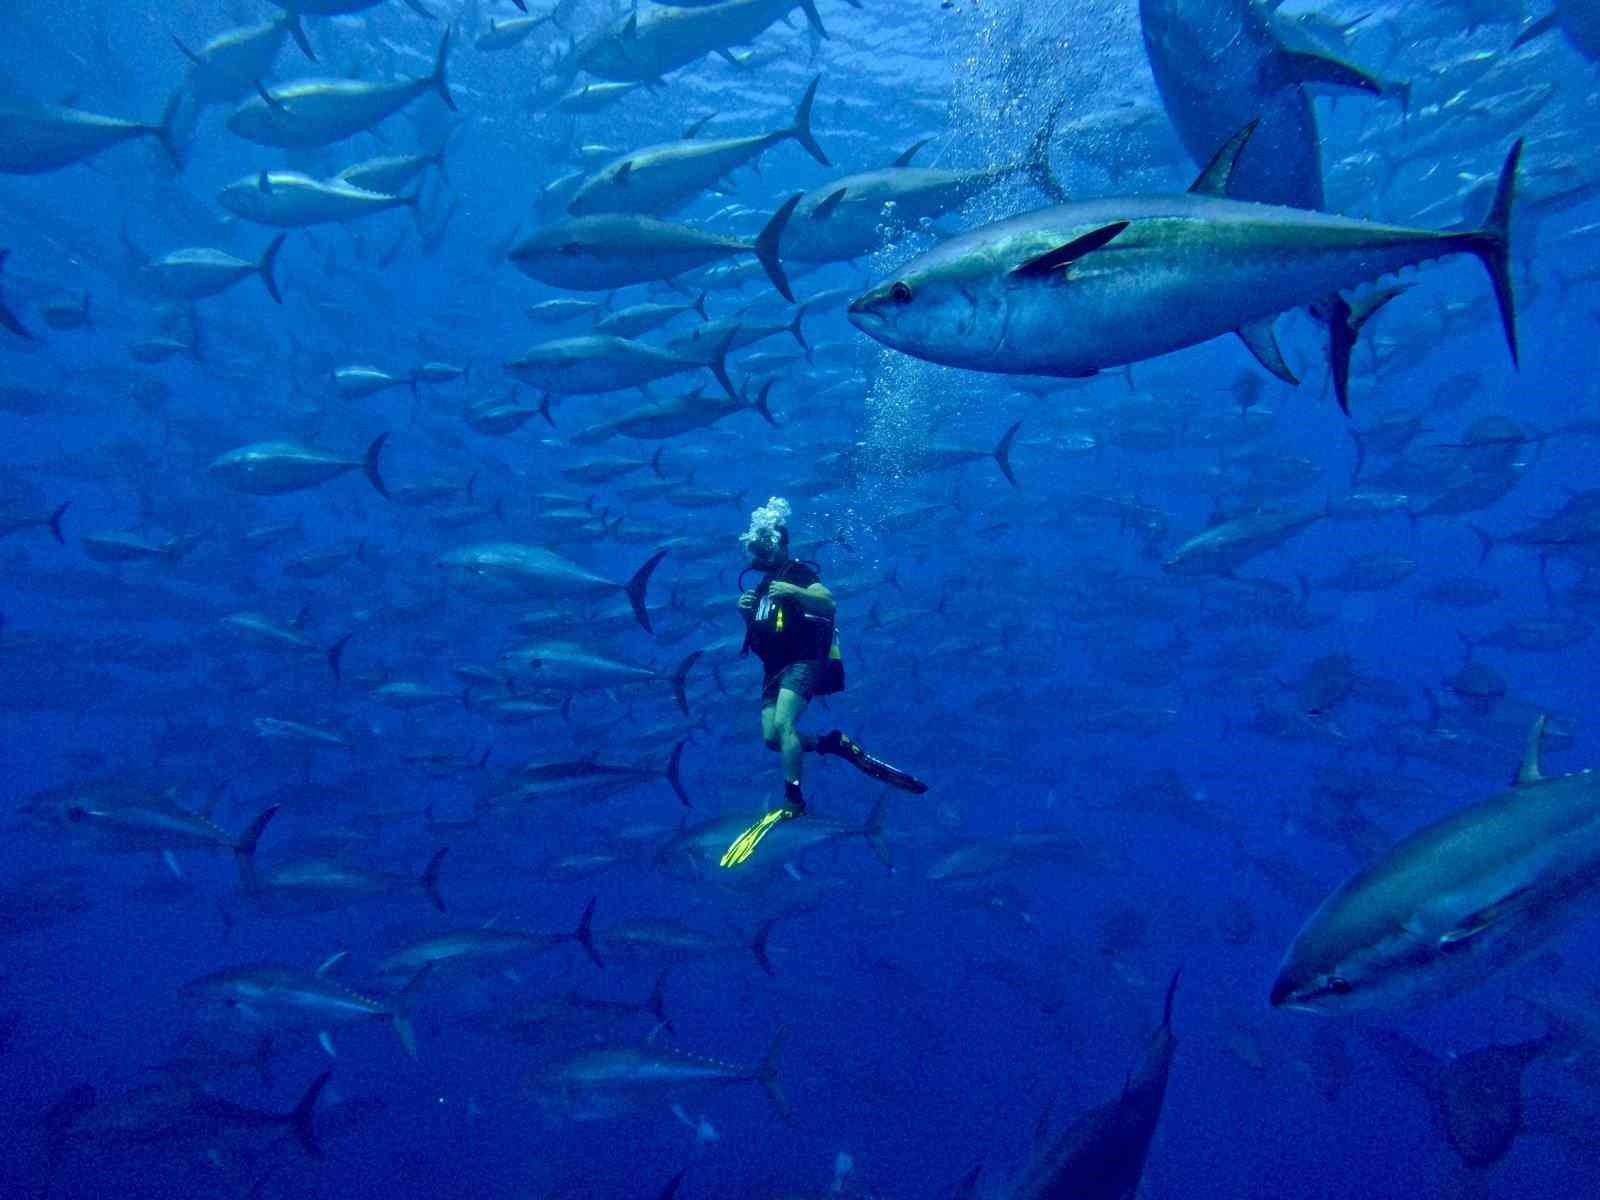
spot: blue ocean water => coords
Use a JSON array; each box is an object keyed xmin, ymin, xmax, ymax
[{"xmin": 3, "ymin": 0, "xmax": 1599, "ymax": 1196}]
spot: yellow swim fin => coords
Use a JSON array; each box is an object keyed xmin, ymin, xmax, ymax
[{"xmin": 720, "ymin": 807, "xmax": 798, "ymax": 868}]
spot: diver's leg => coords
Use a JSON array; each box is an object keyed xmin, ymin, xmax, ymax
[
  {"xmin": 761, "ymin": 699, "xmax": 779, "ymax": 752},
  {"xmin": 773, "ymin": 686, "xmax": 809, "ymax": 793}
]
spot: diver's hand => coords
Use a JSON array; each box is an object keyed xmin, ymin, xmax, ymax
[
  {"xmin": 737, "ymin": 590, "xmax": 757, "ymax": 612},
  {"xmin": 767, "ymin": 581, "xmax": 799, "ymax": 599}
]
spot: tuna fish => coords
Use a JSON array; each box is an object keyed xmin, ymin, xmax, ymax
[
  {"xmin": 568, "ymin": 77, "xmax": 828, "ymax": 216},
  {"xmin": 849, "ymin": 128, "xmax": 1520, "ymax": 413},
  {"xmin": 1272, "ymin": 717, "xmax": 1600, "ymax": 1012},
  {"xmin": 226, "ymin": 32, "xmax": 454, "ymax": 148}
]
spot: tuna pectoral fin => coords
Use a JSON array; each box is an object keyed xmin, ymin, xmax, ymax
[
  {"xmin": 1009, "ymin": 222, "xmax": 1128, "ymax": 280},
  {"xmin": 288, "ymin": 1070, "xmax": 332, "ymax": 1158},
  {"xmin": 1236, "ymin": 319, "xmax": 1298, "ymax": 386},
  {"xmin": 754, "ymin": 194, "xmax": 802, "ymax": 303},
  {"xmin": 402, "ymin": 0, "xmax": 438, "ymax": 18},
  {"xmin": 625, "ymin": 548, "xmax": 668, "ymax": 632},
  {"xmin": 1442, "ymin": 888, "xmax": 1533, "ymax": 950},
  {"xmin": 1268, "ymin": 49, "xmax": 1383, "ymax": 95}
]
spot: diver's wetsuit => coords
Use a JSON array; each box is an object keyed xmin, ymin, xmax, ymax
[{"xmin": 742, "ymin": 559, "xmax": 836, "ymax": 702}]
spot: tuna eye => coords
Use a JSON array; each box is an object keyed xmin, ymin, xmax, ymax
[
  {"xmin": 1326, "ymin": 976, "xmax": 1353, "ymax": 995},
  {"xmin": 891, "ymin": 281, "xmax": 912, "ymax": 304}
]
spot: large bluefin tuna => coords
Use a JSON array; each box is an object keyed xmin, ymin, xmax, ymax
[
  {"xmin": 1272, "ymin": 717, "xmax": 1600, "ymax": 1013},
  {"xmin": 1139, "ymin": 0, "xmax": 1389, "ymax": 209},
  {"xmin": 848, "ymin": 129, "xmax": 1519, "ymax": 408}
]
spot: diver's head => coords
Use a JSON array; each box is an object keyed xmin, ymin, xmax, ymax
[{"xmin": 741, "ymin": 497, "xmax": 792, "ymax": 569}]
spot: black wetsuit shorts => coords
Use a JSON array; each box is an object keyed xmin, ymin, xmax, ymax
[{"xmin": 762, "ymin": 659, "xmax": 820, "ymax": 704}]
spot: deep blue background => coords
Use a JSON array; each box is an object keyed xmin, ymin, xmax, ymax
[{"xmin": 3, "ymin": 1, "xmax": 1599, "ymax": 1197}]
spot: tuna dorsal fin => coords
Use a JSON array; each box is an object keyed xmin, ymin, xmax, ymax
[
  {"xmin": 1009, "ymin": 221, "xmax": 1129, "ymax": 280},
  {"xmin": 812, "ymin": 187, "xmax": 847, "ymax": 220},
  {"xmin": 682, "ymin": 111, "xmax": 716, "ymax": 139},
  {"xmin": 621, "ymin": 12, "xmax": 638, "ymax": 38},
  {"xmin": 1189, "ymin": 120, "xmax": 1258, "ymax": 196},
  {"xmin": 1517, "ymin": 713, "xmax": 1548, "ymax": 785},
  {"xmin": 257, "ymin": 170, "xmax": 273, "ymax": 195},
  {"xmin": 614, "ymin": 159, "xmax": 632, "ymax": 184},
  {"xmin": 1236, "ymin": 318, "xmax": 1298, "ymax": 385},
  {"xmin": 892, "ymin": 137, "xmax": 932, "ymax": 167}
]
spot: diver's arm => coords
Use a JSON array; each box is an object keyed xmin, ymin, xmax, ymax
[{"xmin": 771, "ymin": 580, "xmax": 835, "ymax": 620}]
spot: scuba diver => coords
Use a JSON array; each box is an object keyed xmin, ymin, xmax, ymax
[{"xmin": 721, "ymin": 498, "xmax": 928, "ymax": 868}]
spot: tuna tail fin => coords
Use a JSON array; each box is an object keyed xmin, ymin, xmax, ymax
[
  {"xmin": 754, "ymin": 194, "xmax": 800, "ymax": 303},
  {"xmin": 753, "ymin": 379, "xmax": 778, "ymax": 427},
  {"xmin": 390, "ymin": 965, "xmax": 431, "ymax": 1059},
  {"xmin": 152, "ymin": 90, "xmax": 185, "ymax": 170},
  {"xmin": 574, "ymin": 896, "xmax": 604, "ymax": 968},
  {"xmin": 1025, "ymin": 100, "xmax": 1067, "ymax": 203},
  {"xmin": 796, "ymin": 0, "xmax": 829, "ymax": 37},
  {"xmin": 47, "ymin": 501, "xmax": 69, "ymax": 544},
  {"xmin": 1512, "ymin": 11, "xmax": 1560, "ymax": 49},
  {"xmin": 402, "ymin": 0, "xmax": 438, "ymax": 17},
  {"xmin": 788, "ymin": 303, "xmax": 809, "ymax": 351},
  {"xmin": 283, "ymin": 12, "xmax": 316, "ymax": 61},
  {"xmin": 667, "ymin": 737, "xmax": 692, "ymax": 808},
  {"xmin": 0, "ymin": 249, "xmax": 33, "ymax": 340},
  {"xmin": 707, "ymin": 325, "xmax": 740, "ymax": 402},
  {"xmin": 625, "ymin": 548, "xmax": 668, "ymax": 632},
  {"xmin": 756, "ymin": 1027, "xmax": 791, "ymax": 1121},
  {"xmin": 258, "ymin": 234, "xmax": 286, "ymax": 304},
  {"xmin": 326, "ymin": 632, "xmax": 353, "ymax": 681},
  {"xmin": 233, "ymin": 804, "xmax": 279, "ymax": 876},
  {"xmin": 429, "ymin": 30, "xmax": 455, "ymax": 112},
  {"xmin": 1468, "ymin": 138, "xmax": 1522, "ymax": 369},
  {"xmin": 287, "ymin": 1070, "xmax": 332, "ymax": 1158},
  {"xmin": 670, "ymin": 652, "xmax": 701, "ymax": 717},
  {"xmin": 363, "ymin": 432, "xmax": 391, "ymax": 498},
  {"xmin": 1160, "ymin": 967, "xmax": 1181, "ymax": 1031},
  {"xmin": 750, "ymin": 917, "xmax": 779, "ymax": 976},
  {"xmin": 994, "ymin": 419, "xmax": 1022, "ymax": 488},
  {"xmin": 788, "ymin": 75, "xmax": 829, "ymax": 166},
  {"xmin": 692, "ymin": 290, "xmax": 708, "ymax": 320},
  {"xmin": 645, "ymin": 969, "xmax": 674, "ymax": 1035},
  {"xmin": 419, "ymin": 847, "xmax": 448, "ymax": 913},
  {"xmin": 861, "ymin": 796, "xmax": 892, "ymax": 869}
]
